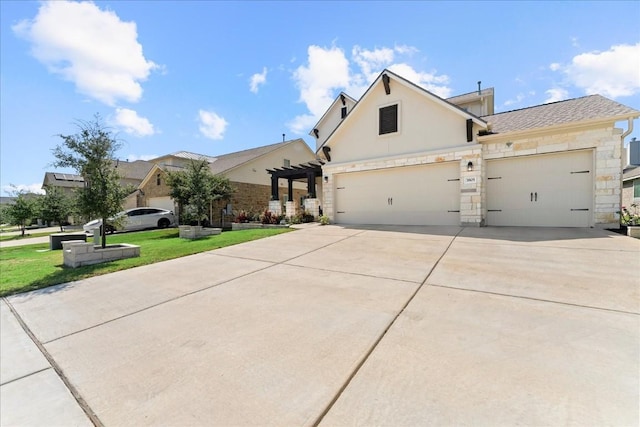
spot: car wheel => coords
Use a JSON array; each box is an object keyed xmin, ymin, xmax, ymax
[
  {"xmin": 158, "ymin": 218, "xmax": 170, "ymax": 229},
  {"xmin": 104, "ymin": 225, "xmax": 115, "ymax": 234}
]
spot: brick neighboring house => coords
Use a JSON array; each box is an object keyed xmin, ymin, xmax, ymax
[{"xmin": 136, "ymin": 139, "xmax": 318, "ymax": 226}]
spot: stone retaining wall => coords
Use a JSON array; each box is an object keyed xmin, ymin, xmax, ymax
[{"xmin": 62, "ymin": 241, "xmax": 140, "ymax": 268}]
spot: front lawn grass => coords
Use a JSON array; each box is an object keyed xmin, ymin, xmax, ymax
[
  {"xmin": 0, "ymin": 231, "xmax": 56, "ymax": 242},
  {"xmin": 0, "ymin": 227, "xmax": 293, "ymax": 297}
]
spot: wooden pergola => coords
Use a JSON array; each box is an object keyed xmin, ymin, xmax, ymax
[{"xmin": 267, "ymin": 160, "xmax": 325, "ymax": 201}]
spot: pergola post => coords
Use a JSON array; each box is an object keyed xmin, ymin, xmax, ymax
[
  {"xmin": 307, "ymin": 172, "xmax": 316, "ymax": 198},
  {"xmin": 287, "ymin": 178, "xmax": 293, "ymax": 202},
  {"xmin": 271, "ymin": 175, "xmax": 279, "ymax": 201}
]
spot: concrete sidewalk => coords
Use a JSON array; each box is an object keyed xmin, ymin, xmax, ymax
[{"xmin": 1, "ymin": 225, "xmax": 638, "ymax": 426}]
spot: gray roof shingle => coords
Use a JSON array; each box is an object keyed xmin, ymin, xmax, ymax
[
  {"xmin": 207, "ymin": 140, "xmax": 305, "ymax": 175},
  {"xmin": 482, "ymin": 95, "xmax": 640, "ymax": 134}
]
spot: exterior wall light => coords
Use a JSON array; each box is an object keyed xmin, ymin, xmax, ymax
[
  {"xmin": 467, "ymin": 161, "xmax": 474, "ymax": 171},
  {"xmin": 324, "ymin": 176, "xmax": 329, "ymax": 183}
]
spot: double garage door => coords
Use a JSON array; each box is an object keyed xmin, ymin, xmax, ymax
[
  {"xmin": 487, "ymin": 150, "xmax": 593, "ymax": 227},
  {"xmin": 335, "ymin": 162, "xmax": 460, "ymax": 226},
  {"xmin": 333, "ymin": 150, "xmax": 594, "ymax": 227}
]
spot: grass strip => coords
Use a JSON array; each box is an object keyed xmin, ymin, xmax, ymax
[{"xmin": 0, "ymin": 227, "xmax": 292, "ymax": 297}]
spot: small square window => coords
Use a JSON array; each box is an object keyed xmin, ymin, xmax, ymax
[
  {"xmin": 634, "ymin": 179, "xmax": 640, "ymax": 198},
  {"xmin": 283, "ymin": 159, "xmax": 290, "ymax": 168},
  {"xmin": 379, "ymin": 104, "xmax": 398, "ymax": 135}
]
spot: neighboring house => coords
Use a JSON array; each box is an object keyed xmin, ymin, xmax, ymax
[
  {"xmin": 314, "ymin": 69, "xmax": 639, "ymax": 228},
  {"xmin": 42, "ymin": 160, "xmax": 154, "ymax": 196},
  {"xmin": 622, "ymin": 138, "xmax": 640, "ymax": 210},
  {"xmin": 622, "ymin": 165, "xmax": 640, "ymax": 209},
  {"xmin": 42, "ymin": 160, "xmax": 154, "ymax": 221},
  {"xmin": 137, "ymin": 138, "xmax": 317, "ymax": 224},
  {"xmin": 41, "ymin": 172, "xmax": 85, "ymax": 196}
]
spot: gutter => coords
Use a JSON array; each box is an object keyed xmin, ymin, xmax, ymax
[{"xmin": 620, "ymin": 118, "xmax": 635, "ymax": 220}]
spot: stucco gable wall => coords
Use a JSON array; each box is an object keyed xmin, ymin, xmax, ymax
[
  {"xmin": 314, "ymin": 98, "xmax": 357, "ymax": 150},
  {"xmin": 225, "ymin": 141, "xmax": 316, "ymax": 187},
  {"xmin": 329, "ymin": 82, "xmax": 473, "ymax": 164}
]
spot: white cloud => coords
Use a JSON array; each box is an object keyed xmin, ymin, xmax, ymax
[
  {"xmin": 127, "ymin": 154, "xmax": 158, "ymax": 162},
  {"xmin": 555, "ymin": 43, "xmax": 640, "ymax": 98},
  {"xmin": 549, "ymin": 63, "xmax": 561, "ymax": 71},
  {"xmin": 503, "ymin": 93, "xmax": 526, "ymax": 107},
  {"xmin": 387, "ymin": 63, "xmax": 451, "ymax": 98},
  {"xmin": 249, "ymin": 67, "xmax": 268, "ymax": 93},
  {"xmin": 288, "ymin": 44, "xmax": 451, "ymax": 134},
  {"xmin": 12, "ymin": 0, "xmax": 157, "ymax": 106},
  {"xmin": 113, "ymin": 108, "xmax": 155, "ymax": 136},
  {"xmin": 198, "ymin": 110, "xmax": 228, "ymax": 140},
  {"xmin": 2, "ymin": 183, "xmax": 45, "ymax": 196},
  {"xmin": 544, "ymin": 88, "xmax": 569, "ymax": 104}
]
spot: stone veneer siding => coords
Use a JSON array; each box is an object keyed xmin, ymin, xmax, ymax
[
  {"xmin": 210, "ymin": 181, "xmax": 306, "ymax": 224},
  {"xmin": 481, "ymin": 126, "xmax": 622, "ymax": 228}
]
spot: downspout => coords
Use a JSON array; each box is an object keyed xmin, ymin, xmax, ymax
[{"xmin": 619, "ymin": 118, "xmax": 634, "ymax": 225}]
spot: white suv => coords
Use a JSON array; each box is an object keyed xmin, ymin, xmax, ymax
[{"xmin": 83, "ymin": 208, "xmax": 176, "ymax": 233}]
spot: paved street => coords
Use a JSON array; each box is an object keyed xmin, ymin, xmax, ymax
[{"xmin": 1, "ymin": 225, "xmax": 638, "ymax": 426}]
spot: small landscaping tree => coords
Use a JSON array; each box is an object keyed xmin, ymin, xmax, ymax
[
  {"xmin": 165, "ymin": 159, "xmax": 233, "ymax": 226},
  {"xmin": 51, "ymin": 115, "xmax": 129, "ymax": 248},
  {"xmin": 5, "ymin": 188, "xmax": 39, "ymax": 237},
  {"xmin": 40, "ymin": 185, "xmax": 74, "ymax": 231}
]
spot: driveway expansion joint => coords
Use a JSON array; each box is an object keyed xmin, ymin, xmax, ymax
[
  {"xmin": 426, "ymin": 283, "xmax": 640, "ymax": 316},
  {"xmin": 2, "ymin": 297, "xmax": 103, "ymax": 427},
  {"xmin": 310, "ymin": 227, "xmax": 465, "ymax": 426}
]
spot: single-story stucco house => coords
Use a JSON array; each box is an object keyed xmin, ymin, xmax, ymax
[{"xmin": 313, "ymin": 69, "xmax": 639, "ymax": 228}]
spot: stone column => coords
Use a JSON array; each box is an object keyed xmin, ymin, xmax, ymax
[
  {"xmin": 268, "ymin": 200, "xmax": 282, "ymax": 216},
  {"xmin": 304, "ymin": 198, "xmax": 320, "ymax": 217},
  {"xmin": 285, "ymin": 200, "xmax": 298, "ymax": 218}
]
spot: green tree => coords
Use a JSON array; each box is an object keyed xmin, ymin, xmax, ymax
[
  {"xmin": 6, "ymin": 189, "xmax": 39, "ymax": 237},
  {"xmin": 165, "ymin": 160, "xmax": 233, "ymax": 226},
  {"xmin": 51, "ymin": 115, "xmax": 130, "ymax": 248},
  {"xmin": 40, "ymin": 185, "xmax": 74, "ymax": 232}
]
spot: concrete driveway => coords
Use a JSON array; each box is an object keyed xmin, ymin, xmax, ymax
[{"xmin": 1, "ymin": 225, "xmax": 638, "ymax": 426}]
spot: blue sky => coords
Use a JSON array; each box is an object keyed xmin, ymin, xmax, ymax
[{"xmin": 1, "ymin": 0, "xmax": 639, "ymax": 196}]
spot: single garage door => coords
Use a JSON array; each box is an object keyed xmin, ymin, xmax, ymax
[
  {"xmin": 148, "ymin": 196, "xmax": 175, "ymax": 212},
  {"xmin": 486, "ymin": 150, "xmax": 593, "ymax": 227},
  {"xmin": 334, "ymin": 162, "xmax": 460, "ymax": 225}
]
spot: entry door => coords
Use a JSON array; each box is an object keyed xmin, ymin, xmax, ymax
[
  {"xmin": 334, "ymin": 162, "xmax": 460, "ymax": 225},
  {"xmin": 486, "ymin": 150, "xmax": 593, "ymax": 227}
]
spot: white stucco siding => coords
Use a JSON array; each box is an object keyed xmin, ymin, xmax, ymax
[
  {"xmin": 314, "ymin": 98, "xmax": 356, "ymax": 151},
  {"xmin": 328, "ymin": 83, "xmax": 473, "ymax": 164}
]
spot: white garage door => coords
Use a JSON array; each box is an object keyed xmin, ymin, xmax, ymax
[
  {"xmin": 486, "ymin": 150, "xmax": 593, "ymax": 227},
  {"xmin": 148, "ymin": 196, "xmax": 175, "ymax": 212},
  {"xmin": 334, "ymin": 162, "xmax": 460, "ymax": 225}
]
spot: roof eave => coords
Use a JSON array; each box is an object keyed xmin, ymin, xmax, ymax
[{"xmin": 478, "ymin": 114, "xmax": 640, "ymax": 142}]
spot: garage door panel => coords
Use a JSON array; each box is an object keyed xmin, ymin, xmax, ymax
[
  {"xmin": 487, "ymin": 151, "xmax": 593, "ymax": 227},
  {"xmin": 148, "ymin": 197, "xmax": 175, "ymax": 212},
  {"xmin": 335, "ymin": 162, "xmax": 459, "ymax": 226}
]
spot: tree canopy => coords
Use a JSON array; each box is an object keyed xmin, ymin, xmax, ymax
[
  {"xmin": 41, "ymin": 185, "xmax": 74, "ymax": 232},
  {"xmin": 165, "ymin": 159, "xmax": 234, "ymax": 226},
  {"xmin": 51, "ymin": 115, "xmax": 130, "ymax": 247}
]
